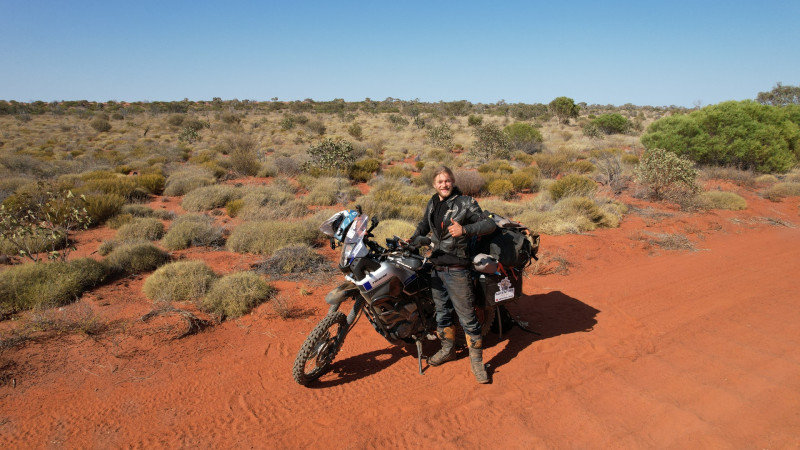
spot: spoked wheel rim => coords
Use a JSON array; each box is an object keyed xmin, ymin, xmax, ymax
[
  {"xmin": 293, "ymin": 311, "xmax": 349, "ymax": 385},
  {"xmin": 303, "ymin": 328, "xmax": 342, "ymax": 377}
]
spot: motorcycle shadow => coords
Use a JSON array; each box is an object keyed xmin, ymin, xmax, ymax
[
  {"xmin": 486, "ymin": 290, "xmax": 600, "ymax": 372},
  {"xmin": 308, "ymin": 345, "xmax": 411, "ymax": 388}
]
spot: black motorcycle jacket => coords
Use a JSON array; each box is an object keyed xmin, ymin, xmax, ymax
[{"xmin": 411, "ymin": 187, "xmax": 496, "ymax": 265}]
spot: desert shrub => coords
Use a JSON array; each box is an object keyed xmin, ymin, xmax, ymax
[
  {"xmin": 82, "ymin": 176, "xmax": 139, "ymax": 200},
  {"xmin": 178, "ymin": 127, "xmax": 200, "ymax": 144},
  {"xmin": 116, "ymin": 217, "xmax": 165, "ymax": 242},
  {"xmin": 384, "ymin": 166, "xmax": 412, "ymax": 179},
  {"xmin": 105, "ymin": 242, "xmax": 170, "ymax": 275},
  {"xmin": 226, "ymin": 220, "xmax": 321, "ymax": 255},
  {"xmin": 534, "ymin": 153, "xmax": 570, "ymax": 178},
  {"xmin": 509, "ymin": 171, "xmax": 536, "ymax": 192},
  {"xmin": 163, "ymin": 168, "xmax": 216, "ymax": 196},
  {"xmin": 454, "ymin": 169, "xmax": 485, "ymax": 196},
  {"xmin": 272, "ymin": 156, "xmax": 303, "ymax": 176},
  {"xmin": 549, "ymin": 175, "xmax": 597, "ymax": 201},
  {"xmin": 121, "ymin": 204, "xmax": 155, "ymax": 217},
  {"xmin": 621, "ymin": 154, "xmax": 639, "ymax": 165},
  {"xmin": 225, "ymin": 199, "xmax": 244, "ymax": 217},
  {"xmin": 181, "ymin": 184, "xmax": 243, "ymax": 212},
  {"xmin": 478, "ymin": 160, "xmax": 514, "ymax": 174},
  {"xmin": 487, "ymin": 179, "xmax": 515, "ymax": 199},
  {"xmin": 467, "ymin": 115, "xmax": 483, "ymax": 127},
  {"xmin": 83, "ymin": 193, "xmax": 125, "ymax": 225},
  {"xmin": 183, "ymin": 117, "xmax": 210, "ymax": 132},
  {"xmin": 280, "ymin": 114, "xmax": 296, "ymax": 130},
  {"xmin": 565, "ymin": 160, "xmax": 596, "ymax": 174},
  {"xmin": 304, "ymin": 137, "xmax": 356, "ymax": 174},
  {"xmin": 347, "ymin": 122, "xmax": 363, "ymax": 140},
  {"xmin": 517, "ymin": 196, "xmax": 627, "ymax": 235},
  {"xmin": 426, "ymin": 124, "xmax": 454, "ymax": 149},
  {"xmin": 0, "ymin": 177, "xmax": 33, "ymax": 203},
  {"xmin": 0, "ymin": 229, "xmax": 65, "ymax": 258},
  {"xmin": 591, "ymin": 113, "xmax": 631, "ymax": 134},
  {"xmin": 306, "ymin": 120, "xmax": 326, "ymax": 136},
  {"xmin": 582, "ymin": 123, "xmax": 604, "ymax": 139},
  {"xmin": 699, "ymin": 166, "xmax": 757, "ymax": 188},
  {"xmin": 90, "ymin": 117, "xmax": 111, "ymax": 132},
  {"xmin": 387, "ymin": 114, "xmax": 410, "ymax": 128},
  {"xmin": 142, "ymin": 260, "xmax": 217, "ymax": 303},
  {"xmin": 349, "ymin": 157, "xmax": 381, "ymax": 182},
  {"xmin": 592, "ymin": 152, "xmax": 627, "ymax": 193},
  {"xmin": 254, "ymin": 244, "xmax": 328, "ymax": 275},
  {"xmin": 200, "ymin": 272, "xmax": 276, "ymax": 319},
  {"xmin": 635, "ymin": 148, "xmax": 700, "ymax": 201},
  {"xmin": 641, "ymin": 100, "xmax": 800, "ymax": 173},
  {"xmin": 696, "ymin": 191, "xmax": 747, "ymax": 210},
  {"xmin": 133, "ymin": 173, "xmax": 166, "ymax": 195},
  {"xmin": 97, "ymin": 240, "xmax": 116, "ymax": 256},
  {"xmin": 357, "ymin": 180, "xmax": 428, "ymax": 221},
  {"xmin": 161, "ymin": 214, "xmax": 224, "ymax": 250},
  {"xmin": 223, "ymin": 135, "xmax": 261, "ymax": 176},
  {"xmin": 471, "ymin": 123, "xmax": 511, "ymax": 161},
  {"xmin": 755, "ymin": 174, "xmax": 779, "ymax": 184},
  {"xmin": 303, "ymin": 177, "xmax": 360, "ymax": 206},
  {"xmin": 0, "ymin": 258, "xmax": 109, "ymax": 315},
  {"xmin": 763, "ymin": 182, "xmax": 800, "ymax": 201},
  {"xmin": 167, "ymin": 114, "xmax": 185, "ymax": 127},
  {"xmin": 220, "ymin": 112, "xmax": 241, "ymax": 124},
  {"xmin": 504, "ymin": 122, "xmax": 544, "ymax": 154}
]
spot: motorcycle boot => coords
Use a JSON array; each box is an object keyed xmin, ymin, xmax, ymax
[
  {"xmin": 467, "ymin": 336, "xmax": 489, "ymax": 384},
  {"xmin": 428, "ymin": 326, "xmax": 456, "ymax": 366}
]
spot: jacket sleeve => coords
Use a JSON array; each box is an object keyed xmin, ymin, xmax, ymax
[
  {"xmin": 410, "ymin": 201, "xmax": 432, "ymax": 239},
  {"xmin": 462, "ymin": 198, "xmax": 496, "ymax": 237}
]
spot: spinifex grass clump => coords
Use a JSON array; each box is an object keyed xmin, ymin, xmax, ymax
[
  {"xmin": 254, "ymin": 244, "xmax": 328, "ymax": 275},
  {"xmin": 226, "ymin": 220, "xmax": 320, "ymax": 255},
  {"xmin": 696, "ymin": 191, "xmax": 748, "ymax": 210},
  {"xmin": 181, "ymin": 184, "xmax": 243, "ymax": 212},
  {"xmin": 105, "ymin": 242, "xmax": 170, "ymax": 275},
  {"xmin": 200, "ymin": 272, "xmax": 276, "ymax": 319},
  {"xmin": 116, "ymin": 217, "xmax": 165, "ymax": 242},
  {"xmin": 0, "ymin": 258, "xmax": 109, "ymax": 316},
  {"xmin": 142, "ymin": 260, "xmax": 217, "ymax": 303},
  {"xmin": 163, "ymin": 168, "xmax": 216, "ymax": 196},
  {"xmin": 161, "ymin": 214, "xmax": 224, "ymax": 250}
]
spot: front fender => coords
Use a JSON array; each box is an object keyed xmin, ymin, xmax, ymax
[{"xmin": 325, "ymin": 281, "xmax": 360, "ymax": 306}]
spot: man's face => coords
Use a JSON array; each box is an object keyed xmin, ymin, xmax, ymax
[{"xmin": 434, "ymin": 173, "xmax": 454, "ymax": 199}]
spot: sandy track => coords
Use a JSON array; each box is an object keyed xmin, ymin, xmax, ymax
[{"xmin": 1, "ymin": 199, "xmax": 799, "ymax": 448}]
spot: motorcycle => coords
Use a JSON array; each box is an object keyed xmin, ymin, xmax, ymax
[{"xmin": 292, "ymin": 207, "xmax": 500, "ymax": 386}]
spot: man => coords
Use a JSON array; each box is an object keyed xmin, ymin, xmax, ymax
[{"xmin": 410, "ymin": 166, "xmax": 496, "ymax": 383}]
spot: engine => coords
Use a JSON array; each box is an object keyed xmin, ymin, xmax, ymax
[{"xmin": 369, "ymin": 295, "xmax": 422, "ymax": 341}]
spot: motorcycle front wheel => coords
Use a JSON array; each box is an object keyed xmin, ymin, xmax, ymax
[{"xmin": 292, "ymin": 311, "xmax": 348, "ymax": 386}]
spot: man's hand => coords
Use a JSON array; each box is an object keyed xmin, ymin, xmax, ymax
[{"xmin": 448, "ymin": 220, "xmax": 464, "ymax": 237}]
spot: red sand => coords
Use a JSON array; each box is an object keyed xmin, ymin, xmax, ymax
[{"xmin": 1, "ymin": 188, "xmax": 799, "ymax": 448}]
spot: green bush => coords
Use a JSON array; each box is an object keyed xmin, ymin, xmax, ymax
[
  {"xmin": 487, "ymin": 179, "xmax": 515, "ymax": 199},
  {"xmin": 478, "ymin": 160, "xmax": 514, "ymax": 174},
  {"xmin": 549, "ymin": 175, "xmax": 597, "ymax": 201},
  {"xmin": 105, "ymin": 242, "xmax": 170, "ymax": 275},
  {"xmin": 303, "ymin": 177, "xmax": 359, "ymax": 206},
  {"xmin": 357, "ymin": 180, "xmax": 428, "ymax": 221},
  {"xmin": 223, "ymin": 135, "xmax": 261, "ymax": 176},
  {"xmin": 121, "ymin": 204, "xmax": 155, "ymax": 217},
  {"xmin": 591, "ymin": 113, "xmax": 631, "ymax": 134},
  {"xmin": 641, "ymin": 100, "xmax": 800, "ymax": 173},
  {"xmin": 467, "ymin": 115, "xmax": 483, "ymax": 126},
  {"xmin": 696, "ymin": 191, "xmax": 748, "ymax": 210},
  {"xmin": 347, "ymin": 122, "xmax": 363, "ymax": 140},
  {"xmin": 534, "ymin": 153, "xmax": 570, "ymax": 178},
  {"xmin": 161, "ymin": 214, "xmax": 224, "ymax": 250},
  {"xmin": 116, "ymin": 217, "xmax": 165, "ymax": 242},
  {"xmin": 181, "ymin": 185, "xmax": 243, "ymax": 212},
  {"xmin": 200, "ymin": 272, "xmax": 276, "ymax": 319},
  {"xmin": 0, "ymin": 258, "xmax": 109, "ymax": 315},
  {"xmin": 225, "ymin": 198, "xmax": 244, "ymax": 218},
  {"xmin": 134, "ymin": 173, "xmax": 166, "ymax": 195},
  {"xmin": 635, "ymin": 148, "xmax": 700, "ymax": 201},
  {"xmin": 226, "ymin": 220, "xmax": 320, "ymax": 255},
  {"xmin": 303, "ymin": 137, "xmax": 356, "ymax": 174},
  {"xmin": 565, "ymin": 160, "xmax": 596, "ymax": 174},
  {"xmin": 142, "ymin": 260, "xmax": 217, "ymax": 303},
  {"xmin": 81, "ymin": 176, "xmax": 140, "ymax": 200},
  {"xmin": 504, "ymin": 122, "xmax": 544, "ymax": 154},
  {"xmin": 349, "ymin": 157, "xmax": 381, "ymax": 182},
  {"xmin": 549, "ymin": 96, "xmax": 580, "ymax": 124},
  {"xmin": 509, "ymin": 171, "xmax": 535, "ymax": 192}
]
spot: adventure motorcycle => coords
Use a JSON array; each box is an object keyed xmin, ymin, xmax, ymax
[{"xmin": 292, "ymin": 207, "xmax": 502, "ymax": 386}]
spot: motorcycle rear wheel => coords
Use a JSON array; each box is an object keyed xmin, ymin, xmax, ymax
[{"xmin": 292, "ymin": 311, "xmax": 348, "ymax": 386}]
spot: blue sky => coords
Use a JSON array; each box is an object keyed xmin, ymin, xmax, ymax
[{"xmin": 1, "ymin": 1, "xmax": 798, "ymax": 107}]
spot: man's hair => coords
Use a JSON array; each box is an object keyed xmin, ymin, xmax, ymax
[{"xmin": 432, "ymin": 165, "xmax": 455, "ymax": 183}]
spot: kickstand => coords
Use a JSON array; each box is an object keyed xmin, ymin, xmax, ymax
[
  {"xmin": 416, "ymin": 339, "xmax": 424, "ymax": 375},
  {"xmin": 496, "ymin": 305, "xmax": 503, "ymax": 340}
]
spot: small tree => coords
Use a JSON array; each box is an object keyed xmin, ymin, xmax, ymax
[
  {"xmin": 503, "ymin": 122, "xmax": 544, "ymax": 154},
  {"xmin": 426, "ymin": 123, "xmax": 454, "ymax": 149},
  {"xmin": 635, "ymin": 148, "xmax": 699, "ymax": 201},
  {"xmin": 756, "ymin": 82, "xmax": 800, "ymax": 106},
  {"xmin": 549, "ymin": 96, "xmax": 580, "ymax": 124},
  {"xmin": 470, "ymin": 123, "xmax": 511, "ymax": 161}
]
